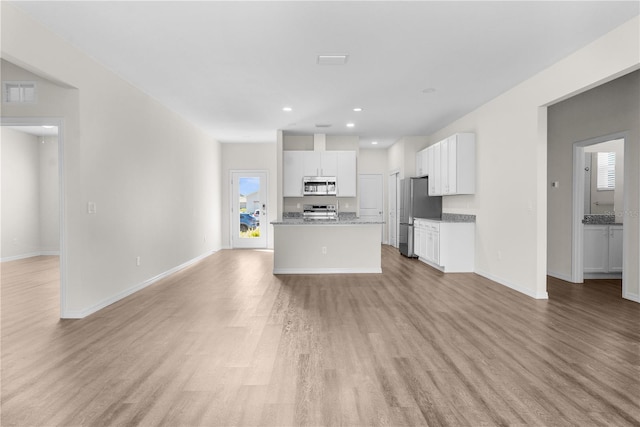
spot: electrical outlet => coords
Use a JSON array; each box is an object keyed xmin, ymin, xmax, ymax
[
  {"xmin": 87, "ymin": 201, "xmax": 97, "ymax": 214},
  {"xmin": 322, "ymin": 246, "xmax": 327, "ymax": 255},
  {"xmin": 497, "ymin": 251, "xmax": 502, "ymax": 260},
  {"xmin": 136, "ymin": 256, "xmax": 141, "ymax": 266}
]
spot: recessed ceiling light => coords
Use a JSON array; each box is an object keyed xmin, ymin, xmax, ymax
[
  {"xmin": 353, "ymin": 107, "xmax": 363, "ymax": 112},
  {"xmin": 42, "ymin": 125, "xmax": 54, "ymax": 129},
  {"xmin": 282, "ymin": 106, "xmax": 292, "ymax": 112},
  {"xmin": 346, "ymin": 123, "xmax": 355, "ymax": 128},
  {"xmin": 422, "ymin": 88, "xmax": 436, "ymax": 94},
  {"xmin": 317, "ymin": 55, "xmax": 349, "ymax": 65},
  {"xmin": 371, "ymin": 141, "xmax": 378, "ymax": 145}
]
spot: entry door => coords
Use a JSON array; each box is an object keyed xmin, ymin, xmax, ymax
[
  {"xmin": 388, "ymin": 172, "xmax": 399, "ymax": 247},
  {"xmin": 359, "ymin": 174, "xmax": 384, "ymax": 242},
  {"xmin": 231, "ymin": 171, "xmax": 267, "ymax": 248}
]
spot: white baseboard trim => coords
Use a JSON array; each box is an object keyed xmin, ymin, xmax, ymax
[
  {"xmin": 584, "ymin": 273, "xmax": 623, "ymax": 279},
  {"xmin": 273, "ymin": 267, "xmax": 382, "ymax": 275},
  {"xmin": 62, "ymin": 249, "xmax": 217, "ymax": 319},
  {"xmin": 1, "ymin": 251, "xmax": 60, "ymax": 262},
  {"xmin": 475, "ymin": 269, "xmax": 549, "ymax": 300},
  {"xmin": 623, "ymin": 291, "xmax": 639, "ymax": 303},
  {"xmin": 547, "ymin": 270, "xmax": 574, "ymax": 283}
]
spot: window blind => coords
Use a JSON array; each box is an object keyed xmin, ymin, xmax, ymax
[{"xmin": 596, "ymin": 152, "xmax": 615, "ymax": 190}]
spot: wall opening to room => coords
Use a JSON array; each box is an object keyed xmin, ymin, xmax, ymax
[
  {"xmin": 1, "ymin": 122, "xmax": 64, "ymax": 316},
  {"xmin": 572, "ymin": 134, "xmax": 627, "ymax": 293}
]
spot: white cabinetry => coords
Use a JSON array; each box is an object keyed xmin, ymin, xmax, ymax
[
  {"xmin": 283, "ymin": 150, "xmax": 357, "ymax": 198},
  {"xmin": 414, "ymin": 218, "xmax": 474, "ymax": 272},
  {"xmin": 583, "ymin": 224, "xmax": 623, "ymax": 274},
  {"xmin": 283, "ymin": 151, "xmax": 305, "ymax": 197},
  {"xmin": 303, "ymin": 151, "xmax": 337, "ymax": 176},
  {"xmin": 336, "ymin": 151, "xmax": 356, "ymax": 197},
  {"xmin": 609, "ymin": 225, "xmax": 623, "ymax": 272},
  {"xmin": 422, "ymin": 133, "xmax": 475, "ymax": 196},
  {"xmin": 426, "ymin": 143, "xmax": 441, "ymax": 195},
  {"xmin": 415, "ymin": 149, "xmax": 428, "ymax": 177}
]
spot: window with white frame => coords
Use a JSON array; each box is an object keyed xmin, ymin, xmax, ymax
[{"xmin": 596, "ymin": 152, "xmax": 615, "ymax": 191}]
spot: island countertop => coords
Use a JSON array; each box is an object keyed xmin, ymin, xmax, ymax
[{"xmin": 271, "ymin": 218, "xmax": 385, "ymax": 225}]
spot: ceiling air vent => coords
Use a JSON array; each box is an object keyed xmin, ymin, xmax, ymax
[
  {"xmin": 317, "ymin": 55, "xmax": 349, "ymax": 65},
  {"xmin": 3, "ymin": 81, "xmax": 37, "ymax": 103},
  {"xmin": 315, "ymin": 124, "xmax": 332, "ymax": 128}
]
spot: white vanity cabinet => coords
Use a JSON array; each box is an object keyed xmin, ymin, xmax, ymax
[
  {"xmin": 414, "ymin": 219, "xmax": 474, "ymax": 272},
  {"xmin": 584, "ymin": 224, "xmax": 623, "ymax": 274},
  {"xmin": 283, "ymin": 150, "xmax": 356, "ymax": 198}
]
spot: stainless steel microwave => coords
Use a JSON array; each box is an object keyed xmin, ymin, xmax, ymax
[{"xmin": 303, "ymin": 176, "xmax": 337, "ymax": 196}]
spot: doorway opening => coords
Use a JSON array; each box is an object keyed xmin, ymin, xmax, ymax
[
  {"xmin": 572, "ymin": 132, "xmax": 627, "ymax": 297},
  {"xmin": 230, "ymin": 170, "xmax": 268, "ymax": 249},
  {"xmin": 1, "ymin": 118, "xmax": 66, "ymax": 317}
]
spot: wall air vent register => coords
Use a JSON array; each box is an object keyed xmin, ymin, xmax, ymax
[{"xmin": 3, "ymin": 81, "xmax": 37, "ymax": 103}]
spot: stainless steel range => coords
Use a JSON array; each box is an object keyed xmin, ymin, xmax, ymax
[{"xmin": 303, "ymin": 204, "xmax": 338, "ymax": 221}]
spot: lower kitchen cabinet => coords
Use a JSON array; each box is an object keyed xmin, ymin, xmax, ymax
[
  {"xmin": 584, "ymin": 224, "xmax": 623, "ymax": 274},
  {"xmin": 414, "ymin": 218, "xmax": 474, "ymax": 272}
]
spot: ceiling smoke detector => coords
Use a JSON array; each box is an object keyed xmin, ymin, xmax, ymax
[{"xmin": 317, "ymin": 55, "xmax": 349, "ymax": 65}]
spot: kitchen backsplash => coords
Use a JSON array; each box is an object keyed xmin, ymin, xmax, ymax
[{"xmin": 283, "ymin": 196, "xmax": 357, "ymax": 213}]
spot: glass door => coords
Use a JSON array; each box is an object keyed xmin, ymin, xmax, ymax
[{"xmin": 231, "ymin": 171, "xmax": 267, "ymax": 248}]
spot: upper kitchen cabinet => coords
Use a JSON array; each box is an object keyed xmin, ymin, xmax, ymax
[
  {"xmin": 415, "ymin": 149, "xmax": 428, "ymax": 177},
  {"xmin": 336, "ymin": 151, "xmax": 356, "ymax": 197},
  {"xmin": 283, "ymin": 151, "xmax": 305, "ymax": 197},
  {"xmin": 426, "ymin": 143, "xmax": 441, "ymax": 195},
  {"xmin": 427, "ymin": 133, "xmax": 475, "ymax": 196},
  {"xmin": 284, "ymin": 150, "xmax": 356, "ymax": 198},
  {"xmin": 303, "ymin": 151, "xmax": 337, "ymax": 177}
]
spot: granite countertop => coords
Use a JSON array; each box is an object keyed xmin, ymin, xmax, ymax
[
  {"xmin": 272, "ymin": 212, "xmax": 384, "ymax": 225},
  {"xmin": 582, "ymin": 214, "xmax": 622, "ymax": 226},
  {"xmin": 272, "ymin": 218, "xmax": 385, "ymax": 225},
  {"xmin": 416, "ymin": 213, "xmax": 476, "ymax": 223}
]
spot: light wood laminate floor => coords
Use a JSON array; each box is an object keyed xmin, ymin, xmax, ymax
[{"xmin": 2, "ymin": 249, "xmax": 639, "ymax": 426}]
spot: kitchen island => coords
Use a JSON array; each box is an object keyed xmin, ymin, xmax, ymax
[{"xmin": 271, "ymin": 217, "xmax": 384, "ymax": 274}]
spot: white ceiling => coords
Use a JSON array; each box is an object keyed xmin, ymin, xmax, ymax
[{"xmin": 11, "ymin": 1, "xmax": 639, "ymax": 148}]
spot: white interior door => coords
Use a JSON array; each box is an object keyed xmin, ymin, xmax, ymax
[
  {"xmin": 359, "ymin": 174, "xmax": 384, "ymax": 242},
  {"xmin": 388, "ymin": 172, "xmax": 399, "ymax": 247},
  {"xmin": 231, "ymin": 171, "xmax": 267, "ymax": 248}
]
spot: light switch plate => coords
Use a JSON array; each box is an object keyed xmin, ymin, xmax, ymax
[{"xmin": 87, "ymin": 202, "xmax": 96, "ymax": 214}]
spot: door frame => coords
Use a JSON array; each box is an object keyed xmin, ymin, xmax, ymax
[
  {"xmin": 229, "ymin": 169, "xmax": 268, "ymax": 249},
  {"xmin": 1, "ymin": 117, "xmax": 67, "ymax": 317},
  {"xmin": 572, "ymin": 131, "xmax": 630, "ymax": 299},
  {"xmin": 388, "ymin": 169, "xmax": 400, "ymax": 248}
]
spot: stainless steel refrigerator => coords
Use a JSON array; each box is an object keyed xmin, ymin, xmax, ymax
[{"xmin": 399, "ymin": 177, "xmax": 442, "ymax": 257}]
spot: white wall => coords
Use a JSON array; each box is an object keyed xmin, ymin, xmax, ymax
[
  {"xmin": 1, "ymin": 128, "xmax": 41, "ymax": 259},
  {"xmin": 548, "ymin": 71, "xmax": 638, "ymax": 293},
  {"xmin": 2, "ymin": 4, "xmax": 223, "ymax": 317},
  {"xmin": 424, "ymin": 17, "xmax": 639, "ymax": 300},
  {"xmin": 220, "ymin": 142, "xmax": 277, "ymax": 249}
]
